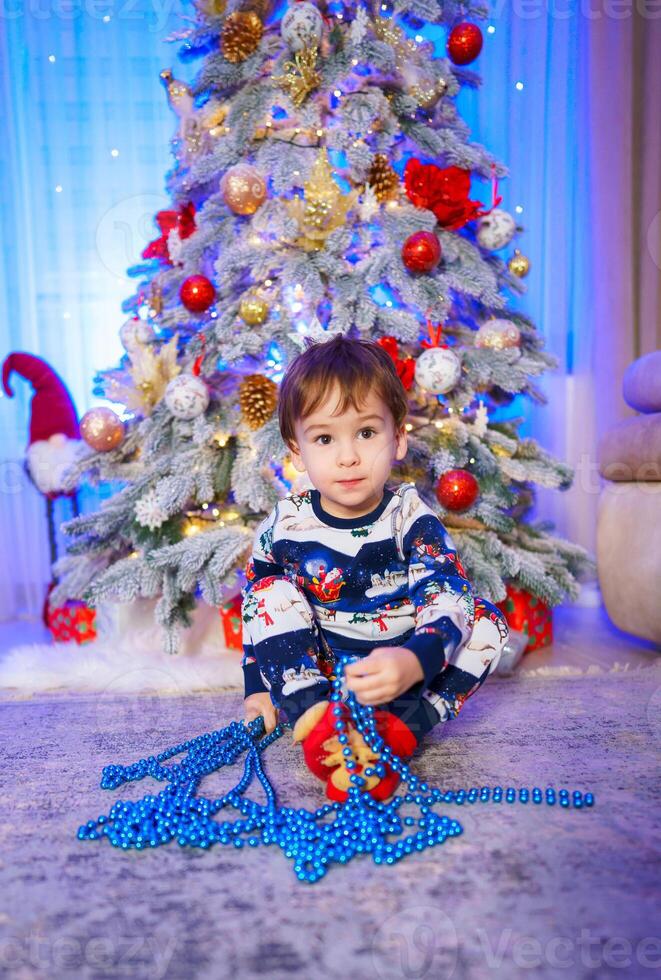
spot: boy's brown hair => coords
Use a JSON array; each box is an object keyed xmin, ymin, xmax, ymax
[{"xmin": 278, "ymin": 334, "xmax": 409, "ymax": 450}]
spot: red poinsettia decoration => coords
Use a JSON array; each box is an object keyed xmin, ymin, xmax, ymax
[
  {"xmin": 142, "ymin": 201, "xmax": 197, "ymax": 264},
  {"xmin": 376, "ymin": 336, "xmax": 416, "ymax": 390},
  {"xmin": 404, "ymin": 159, "xmax": 484, "ymax": 230}
]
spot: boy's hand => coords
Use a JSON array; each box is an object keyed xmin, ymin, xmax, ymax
[
  {"xmin": 244, "ymin": 692, "xmax": 279, "ymax": 734},
  {"xmin": 344, "ymin": 647, "xmax": 424, "ymax": 706}
]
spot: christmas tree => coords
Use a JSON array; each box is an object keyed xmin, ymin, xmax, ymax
[{"xmin": 52, "ymin": 5, "xmax": 592, "ymax": 654}]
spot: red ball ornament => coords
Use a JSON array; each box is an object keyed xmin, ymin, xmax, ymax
[
  {"xmin": 179, "ymin": 275, "xmax": 216, "ymax": 313},
  {"xmin": 401, "ymin": 231, "xmax": 442, "ymax": 274},
  {"xmin": 436, "ymin": 469, "xmax": 479, "ymax": 511},
  {"xmin": 447, "ymin": 23, "xmax": 483, "ymax": 65}
]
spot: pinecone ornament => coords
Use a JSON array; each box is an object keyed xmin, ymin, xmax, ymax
[
  {"xmin": 221, "ymin": 11, "xmax": 263, "ymax": 63},
  {"xmin": 368, "ymin": 154, "xmax": 399, "ymax": 203},
  {"xmin": 239, "ymin": 374, "xmax": 278, "ymax": 430}
]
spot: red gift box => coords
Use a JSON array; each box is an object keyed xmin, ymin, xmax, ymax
[
  {"xmin": 47, "ymin": 600, "xmax": 97, "ymax": 645},
  {"xmin": 219, "ymin": 594, "xmax": 243, "ymax": 650},
  {"xmin": 497, "ymin": 584, "xmax": 553, "ymax": 652}
]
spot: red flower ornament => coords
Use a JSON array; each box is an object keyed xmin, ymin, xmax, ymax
[
  {"xmin": 142, "ymin": 202, "xmax": 197, "ymax": 265},
  {"xmin": 404, "ymin": 159, "xmax": 484, "ymax": 231}
]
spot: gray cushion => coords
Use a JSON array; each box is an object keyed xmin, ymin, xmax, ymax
[
  {"xmin": 623, "ymin": 351, "xmax": 661, "ymax": 413},
  {"xmin": 598, "ymin": 413, "xmax": 661, "ymax": 480}
]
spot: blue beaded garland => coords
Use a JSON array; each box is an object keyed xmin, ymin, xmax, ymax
[{"xmin": 76, "ymin": 652, "xmax": 596, "ymax": 883}]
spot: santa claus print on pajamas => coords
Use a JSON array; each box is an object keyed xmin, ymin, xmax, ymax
[{"xmin": 240, "ymin": 481, "xmax": 508, "ymax": 732}]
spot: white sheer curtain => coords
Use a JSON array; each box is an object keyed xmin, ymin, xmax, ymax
[
  {"xmin": 0, "ymin": 3, "xmax": 183, "ymax": 618},
  {"xmin": 1, "ymin": 9, "xmax": 659, "ymax": 620},
  {"xmin": 455, "ymin": 13, "xmax": 660, "ymax": 555}
]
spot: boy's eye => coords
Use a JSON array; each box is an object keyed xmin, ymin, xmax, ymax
[{"xmin": 314, "ymin": 428, "xmax": 376, "ymax": 445}]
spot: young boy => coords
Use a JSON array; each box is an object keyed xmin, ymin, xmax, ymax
[{"xmin": 241, "ymin": 334, "xmax": 509, "ymax": 802}]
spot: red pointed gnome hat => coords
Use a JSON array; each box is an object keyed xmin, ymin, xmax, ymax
[{"xmin": 2, "ymin": 352, "xmax": 80, "ymax": 444}]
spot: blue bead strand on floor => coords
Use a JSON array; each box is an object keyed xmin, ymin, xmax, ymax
[{"xmin": 77, "ymin": 653, "xmax": 595, "ymax": 883}]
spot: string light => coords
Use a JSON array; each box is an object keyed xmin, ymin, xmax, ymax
[
  {"xmin": 487, "ymin": 25, "xmax": 496, "ymax": 33},
  {"xmin": 212, "ymin": 508, "xmax": 220, "ymax": 518},
  {"xmin": 515, "ymin": 81, "xmax": 524, "ymax": 91},
  {"xmin": 515, "ymin": 205, "xmax": 524, "ymax": 214},
  {"xmin": 55, "ymin": 185, "xmax": 63, "ymax": 193},
  {"xmin": 48, "ymin": 54, "xmax": 56, "ymax": 63},
  {"xmin": 110, "ymin": 148, "xmax": 119, "ymax": 158}
]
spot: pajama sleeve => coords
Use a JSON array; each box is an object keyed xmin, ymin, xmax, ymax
[
  {"xmin": 240, "ymin": 504, "xmax": 287, "ymax": 699},
  {"xmin": 399, "ymin": 503, "xmax": 475, "ymax": 689}
]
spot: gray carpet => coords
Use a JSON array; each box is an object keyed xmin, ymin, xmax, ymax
[{"xmin": 1, "ymin": 664, "xmax": 660, "ymax": 980}]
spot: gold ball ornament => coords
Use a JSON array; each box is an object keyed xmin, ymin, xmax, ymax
[
  {"xmin": 238, "ymin": 295, "xmax": 269, "ymax": 326},
  {"xmin": 508, "ymin": 249, "xmax": 531, "ymax": 278},
  {"xmin": 474, "ymin": 318, "xmax": 521, "ymax": 351},
  {"xmin": 220, "ymin": 164, "xmax": 267, "ymax": 215},
  {"xmin": 80, "ymin": 408, "xmax": 125, "ymax": 452},
  {"xmin": 239, "ymin": 374, "xmax": 278, "ymax": 430},
  {"xmin": 221, "ymin": 11, "xmax": 263, "ymax": 63},
  {"xmin": 402, "ymin": 64, "xmax": 448, "ymax": 109}
]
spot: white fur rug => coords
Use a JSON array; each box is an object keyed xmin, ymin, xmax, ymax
[
  {"xmin": 0, "ymin": 599, "xmax": 244, "ymax": 699},
  {"xmin": 2, "ymin": 597, "xmax": 658, "ymax": 699}
]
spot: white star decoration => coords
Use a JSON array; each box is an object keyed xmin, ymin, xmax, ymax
[
  {"xmin": 359, "ymin": 185, "xmax": 380, "ymax": 222},
  {"xmin": 471, "ymin": 400, "xmax": 489, "ymax": 437},
  {"xmin": 288, "ymin": 316, "xmax": 346, "ymax": 350}
]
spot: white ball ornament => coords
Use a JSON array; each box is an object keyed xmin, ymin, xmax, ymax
[
  {"xmin": 281, "ymin": 2, "xmax": 324, "ymax": 51},
  {"xmin": 119, "ymin": 317, "xmax": 155, "ymax": 352},
  {"xmin": 474, "ymin": 319, "xmax": 521, "ymax": 351},
  {"xmin": 476, "ymin": 208, "xmax": 517, "ymax": 251},
  {"xmin": 414, "ymin": 347, "xmax": 462, "ymax": 395},
  {"xmin": 164, "ymin": 374, "xmax": 210, "ymax": 420}
]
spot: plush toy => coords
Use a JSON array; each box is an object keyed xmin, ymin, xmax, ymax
[
  {"xmin": 2, "ymin": 352, "xmax": 86, "ymax": 628},
  {"xmin": 2, "ymin": 352, "xmax": 82, "ymax": 498}
]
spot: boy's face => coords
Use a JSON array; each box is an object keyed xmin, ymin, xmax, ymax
[{"xmin": 286, "ymin": 383, "xmax": 408, "ymax": 519}]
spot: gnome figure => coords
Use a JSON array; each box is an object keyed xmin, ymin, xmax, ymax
[{"xmin": 2, "ymin": 352, "xmax": 82, "ymax": 498}]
